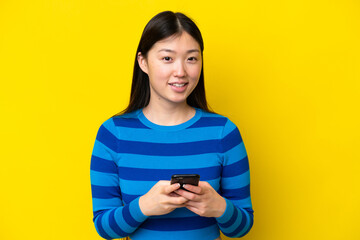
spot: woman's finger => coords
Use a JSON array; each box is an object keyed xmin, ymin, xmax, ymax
[
  {"xmin": 166, "ymin": 195, "xmax": 188, "ymax": 205},
  {"xmin": 169, "ymin": 192, "xmax": 181, "ymax": 197},
  {"xmin": 184, "ymin": 199, "xmax": 201, "ymax": 208},
  {"xmin": 175, "ymin": 188, "xmax": 200, "ymax": 201},
  {"xmin": 164, "ymin": 183, "xmax": 181, "ymax": 194},
  {"xmin": 182, "ymin": 184, "xmax": 202, "ymax": 194}
]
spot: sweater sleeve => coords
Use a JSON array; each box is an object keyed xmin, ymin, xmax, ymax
[
  {"xmin": 90, "ymin": 118, "xmax": 148, "ymax": 239},
  {"xmin": 216, "ymin": 119, "xmax": 254, "ymax": 238}
]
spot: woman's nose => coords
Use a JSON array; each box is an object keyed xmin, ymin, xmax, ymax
[{"xmin": 173, "ymin": 61, "xmax": 186, "ymax": 78}]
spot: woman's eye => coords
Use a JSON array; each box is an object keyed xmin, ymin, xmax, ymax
[
  {"xmin": 188, "ymin": 57, "xmax": 197, "ymax": 62},
  {"xmin": 163, "ymin": 57, "xmax": 172, "ymax": 61}
]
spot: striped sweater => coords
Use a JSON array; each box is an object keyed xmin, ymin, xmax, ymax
[{"xmin": 90, "ymin": 108, "xmax": 254, "ymax": 240}]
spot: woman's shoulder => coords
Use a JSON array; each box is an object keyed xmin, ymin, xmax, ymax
[
  {"xmin": 111, "ymin": 109, "xmax": 141, "ymax": 119},
  {"xmin": 198, "ymin": 109, "xmax": 240, "ymax": 132},
  {"xmin": 103, "ymin": 109, "xmax": 149, "ymax": 130},
  {"xmin": 198, "ymin": 109, "xmax": 230, "ymax": 123},
  {"xmin": 98, "ymin": 109, "xmax": 142, "ymax": 129}
]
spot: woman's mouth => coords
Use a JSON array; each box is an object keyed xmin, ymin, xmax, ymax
[
  {"xmin": 169, "ymin": 82, "xmax": 188, "ymax": 88},
  {"xmin": 168, "ymin": 82, "xmax": 189, "ymax": 92}
]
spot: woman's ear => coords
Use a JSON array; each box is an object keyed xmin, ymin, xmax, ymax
[{"xmin": 137, "ymin": 52, "xmax": 148, "ymax": 74}]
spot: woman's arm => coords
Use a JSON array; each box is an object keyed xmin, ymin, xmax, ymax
[
  {"xmin": 174, "ymin": 118, "xmax": 254, "ymax": 238},
  {"xmin": 215, "ymin": 119, "xmax": 254, "ymax": 238},
  {"xmin": 91, "ymin": 119, "xmax": 188, "ymax": 239},
  {"xmin": 90, "ymin": 119, "xmax": 149, "ymax": 239},
  {"xmin": 90, "ymin": 120, "xmax": 147, "ymax": 239}
]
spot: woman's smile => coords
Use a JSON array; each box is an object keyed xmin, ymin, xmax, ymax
[{"xmin": 168, "ymin": 82, "xmax": 189, "ymax": 92}]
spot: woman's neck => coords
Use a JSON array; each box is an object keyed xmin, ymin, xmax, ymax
[{"xmin": 142, "ymin": 103, "xmax": 196, "ymax": 126}]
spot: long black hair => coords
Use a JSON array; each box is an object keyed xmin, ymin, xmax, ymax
[{"xmin": 115, "ymin": 11, "xmax": 213, "ymax": 116}]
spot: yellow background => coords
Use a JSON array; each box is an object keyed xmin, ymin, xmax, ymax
[{"xmin": 1, "ymin": 0, "xmax": 359, "ymax": 239}]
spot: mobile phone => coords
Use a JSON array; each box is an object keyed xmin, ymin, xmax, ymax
[{"xmin": 171, "ymin": 174, "xmax": 200, "ymax": 190}]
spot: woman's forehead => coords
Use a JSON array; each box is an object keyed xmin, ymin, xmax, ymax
[{"xmin": 152, "ymin": 32, "xmax": 201, "ymax": 52}]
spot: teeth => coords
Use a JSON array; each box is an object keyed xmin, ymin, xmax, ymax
[{"xmin": 171, "ymin": 83, "xmax": 186, "ymax": 87}]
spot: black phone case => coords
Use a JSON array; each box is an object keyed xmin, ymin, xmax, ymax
[{"xmin": 171, "ymin": 174, "xmax": 200, "ymax": 190}]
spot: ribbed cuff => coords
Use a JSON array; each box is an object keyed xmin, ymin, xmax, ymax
[
  {"xmin": 216, "ymin": 198, "xmax": 234, "ymax": 224},
  {"xmin": 129, "ymin": 196, "xmax": 148, "ymax": 223}
]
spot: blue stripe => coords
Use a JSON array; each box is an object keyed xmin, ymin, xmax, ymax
[
  {"xmin": 91, "ymin": 156, "xmax": 118, "ymax": 174},
  {"xmin": 244, "ymin": 207, "xmax": 254, "ymax": 215},
  {"xmin": 221, "ymin": 170, "xmax": 250, "ymax": 189},
  {"xmin": 222, "ymin": 156, "xmax": 249, "ymax": 177},
  {"xmin": 222, "ymin": 185, "xmax": 250, "ymax": 200},
  {"xmin": 113, "ymin": 117, "xmax": 150, "ymax": 129},
  {"xmin": 131, "ymin": 224, "xmax": 220, "ymax": 239},
  {"xmin": 118, "ymin": 166, "xmax": 221, "ymax": 181},
  {"xmin": 91, "ymin": 185, "xmax": 121, "ymax": 199},
  {"xmin": 92, "ymin": 198, "xmax": 123, "ymax": 212},
  {"xmin": 111, "ymin": 127, "xmax": 222, "ymax": 143},
  {"xmin": 187, "ymin": 117, "xmax": 227, "ymax": 128},
  {"xmin": 150, "ymin": 207, "xmax": 197, "ymax": 218},
  {"xmin": 95, "ymin": 213, "xmax": 112, "ymax": 239},
  {"xmin": 120, "ymin": 180, "xmax": 157, "ymax": 195},
  {"xmin": 121, "ymin": 193, "xmax": 139, "ymax": 204},
  {"xmin": 122, "ymin": 204, "xmax": 142, "ymax": 228},
  {"xmin": 224, "ymin": 142, "xmax": 247, "ymax": 165},
  {"xmin": 109, "ymin": 208, "xmax": 128, "ymax": 236},
  {"xmin": 239, "ymin": 212, "xmax": 254, "ymax": 237},
  {"xmin": 92, "ymin": 140, "xmax": 116, "ymax": 160},
  {"xmin": 117, "ymin": 153, "xmax": 221, "ymax": 169},
  {"xmin": 117, "ymin": 139, "xmax": 221, "ymax": 156},
  {"xmin": 93, "ymin": 210, "xmax": 103, "ymax": 221},
  {"xmin": 221, "ymin": 128, "xmax": 242, "ymax": 153},
  {"xmin": 140, "ymin": 216, "xmax": 216, "ymax": 231},
  {"xmin": 97, "ymin": 125, "xmax": 118, "ymax": 152},
  {"xmin": 90, "ymin": 170, "xmax": 118, "ymax": 187},
  {"xmin": 227, "ymin": 208, "xmax": 248, "ymax": 237},
  {"xmin": 218, "ymin": 207, "xmax": 238, "ymax": 228},
  {"xmin": 230, "ymin": 197, "xmax": 253, "ymax": 208}
]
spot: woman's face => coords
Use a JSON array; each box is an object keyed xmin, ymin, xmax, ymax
[{"xmin": 138, "ymin": 32, "xmax": 202, "ymax": 107}]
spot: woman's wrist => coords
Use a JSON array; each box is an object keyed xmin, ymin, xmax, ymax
[
  {"xmin": 214, "ymin": 196, "xmax": 227, "ymax": 218},
  {"xmin": 139, "ymin": 195, "xmax": 151, "ymax": 216}
]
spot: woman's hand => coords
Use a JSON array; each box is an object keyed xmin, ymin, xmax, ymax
[
  {"xmin": 174, "ymin": 181, "xmax": 227, "ymax": 218},
  {"xmin": 139, "ymin": 181, "xmax": 189, "ymax": 216}
]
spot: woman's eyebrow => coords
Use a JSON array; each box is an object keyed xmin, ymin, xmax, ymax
[{"xmin": 157, "ymin": 49, "xmax": 200, "ymax": 53}]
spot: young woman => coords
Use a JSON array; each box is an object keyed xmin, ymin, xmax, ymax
[{"xmin": 90, "ymin": 11, "xmax": 254, "ymax": 240}]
